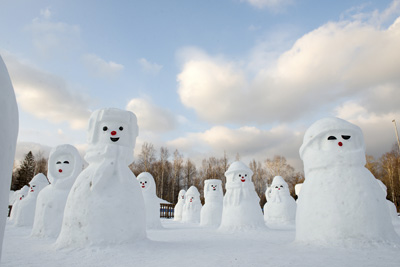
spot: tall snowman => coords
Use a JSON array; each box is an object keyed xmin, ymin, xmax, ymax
[
  {"xmin": 296, "ymin": 117, "xmax": 400, "ymax": 245},
  {"xmin": 56, "ymin": 108, "xmax": 146, "ymax": 247},
  {"xmin": 200, "ymin": 179, "xmax": 223, "ymax": 227},
  {"xmin": 13, "ymin": 173, "xmax": 49, "ymax": 227},
  {"xmin": 181, "ymin": 186, "xmax": 202, "ymax": 223},
  {"xmin": 263, "ymin": 176, "xmax": 296, "ymax": 226},
  {"xmin": 0, "ymin": 55, "xmax": 18, "ymax": 260},
  {"xmin": 219, "ymin": 161, "xmax": 265, "ymax": 231},
  {"xmin": 173, "ymin": 189, "xmax": 186, "ymax": 221},
  {"xmin": 32, "ymin": 144, "xmax": 83, "ymax": 238},
  {"xmin": 137, "ymin": 172, "xmax": 162, "ymax": 229}
]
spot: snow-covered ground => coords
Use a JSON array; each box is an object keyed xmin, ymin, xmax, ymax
[{"xmin": 2, "ymin": 218, "xmax": 400, "ymax": 267}]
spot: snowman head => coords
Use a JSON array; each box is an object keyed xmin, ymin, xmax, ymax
[
  {"xmin": 299, "ymin": 117, "xmax": 365, "ymax": 172},
  {"xmin": 28, "ymin": 173, "xmax": 49, "ymax": 197},
  {"xmin": 204, "ymin": 179, "xmax": 223, "ymax": 199},
  {"xmin": 178, "ymin": 189, "xmax": 186, "ymax": 202},
  {"xmin": 48, "ymin": 144, "xmax": 82, "ymax": 188},
  {"xmin": 137, "ymin": 172, "xmax": 156, "ymax": 195},
  {"xmin": 225, "ymin": 161, "xmax": 254, "ymax": 184},
  {"xmin": 87, "ymin": 108, "xmax": 139, "ymax": 149},
  {"xmin": 270, "ymin": 176, "xmax": 289, "ymax": 195},
  {"xmin": 185, "ymin": 186, "xmax": 200, "ymax": 205}
]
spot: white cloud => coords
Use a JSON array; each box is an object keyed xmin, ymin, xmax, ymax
[
  {"xmin": 83, "ymin": 53, "xmax": 124, "ymax": 78},
  {"xmin": 177, "ymin": 10, "xmax": 400, "ymax": 125},
  {"xmin": 126, "ymin": 98, "xmax": 177, "ymax": 133},
  {"xmin": 138, "ymin": 58, "xmax": 163, "ymax": 74},
  {"xmin": 2, "ymin": 51, "xmax": 91, "ymax": 129},
  {"xmin": 26, "ymin": 10, "xmax": 81, "ymax": 57},
  {"xmin": 242, "ymin": 0, "xmax": 293, "ymax": 10}
]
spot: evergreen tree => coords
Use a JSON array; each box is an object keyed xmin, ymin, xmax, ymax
[{"xmin": 11, "ymin": 151, "xmax": 36, "ymax": 190}]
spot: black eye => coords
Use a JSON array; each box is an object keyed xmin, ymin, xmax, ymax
[
  {"xmin": 239, "ymin": 174, "xmax": 241, "ymax": 177},
  {"xmin": 32, "ymin": 185, "xmax": 36, "ymax": 187},
  {"xmin": 63, "ymin": 161, "xmax": 69, "ymax": 164},
  {"xmin": 275, "ymin": 186, "xmax": 278, "ymax": 188},
  {"xmin": 103, "ymin": 126, "xmax": 108, "ymax": 131},
  {"xmin": 328, "ymin": 136, "xmax": 337, "ymax": 140},
  {"xmin": 56, "ymin": 161, "xmax": 61, "ymax": 164},
  {"xmin": 280, "ymin": 185, "xmax": 283, "ymax": 187},
  {"xmin": 342, "ymin": 135, "xmax": 351, "ymax": 140},
  {"xmin": 119, "ymin": 126, "xmax": 123, "ymax": 131},
  {"xmin": 245, "ymin": 174, "xmax": 247, "ymax": 177},
  {"xmin": 145, "ymin": 181, "xmax": 147, "ymax": 183}
]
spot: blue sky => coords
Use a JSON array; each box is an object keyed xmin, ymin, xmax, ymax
[{"xmin": 1, "ymin": 0, "xmax": 400, "ymax": 170}]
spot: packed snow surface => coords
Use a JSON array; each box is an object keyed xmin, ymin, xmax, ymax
[
  {"xmin": 56, "ymin": 108, "xmax": 146, "ymax": 247},
  {"xmin": 31, "ymin": 144, "xmax": 83, "ymax": 238},
  {"xmin": 200, "ymin": 179, "xmax": 223, "ymax": 227},
  {"xmin": 3, "ymin": 219, "xmax": 400, "ymax": 267},
  {"xmin": 0, "ymin": 55, "xmax": 18, "ymax": 261},
  {"xmin": 297, "ymin": 117, "xmax": 400, "ymax": 245},
  {"xmin": 173, "ymin": 190, "xmax": 186, "ymax": 221},
  {"xmin": 137, "ymin": 172, "xmax": 162, "ymax": 229}
]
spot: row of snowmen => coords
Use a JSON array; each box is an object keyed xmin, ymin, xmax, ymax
[{"xmin": 8, "ymin": 108, "xmax": 400, "ymax": 248}]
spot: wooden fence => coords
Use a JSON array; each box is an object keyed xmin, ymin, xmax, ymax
[{"xmin": 160, "ymin": 204, "xmax": 174, "ymax": 218}]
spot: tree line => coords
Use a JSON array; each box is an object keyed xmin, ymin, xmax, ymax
[{"xmin": 10, "ymin": 142, "xmax": 400, "ymax": 211}]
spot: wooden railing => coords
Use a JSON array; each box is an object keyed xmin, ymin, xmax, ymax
[{"xmin": 160, "ymin": 204, "xmax": 174, "ymax": 218}]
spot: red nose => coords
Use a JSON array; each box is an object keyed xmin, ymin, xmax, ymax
[
  {"xmin": 338, "ymin": 142, "xmax": 343, "ymax": 147},
  {"xmin": 111, "ymin": 131, "xmax": 117, "ymax": 136},
  {"xmin": 59, "ymin": 169, "xmax": 63, "ymax": 173}
]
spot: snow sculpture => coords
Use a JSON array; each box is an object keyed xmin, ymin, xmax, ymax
[
  {"xmin": 181, "ymin": 186, "xmax": 202, "ymax": 223},
  {"xmin": 376, "ymin": 180, "xmax": 400, "ymax": 225},
  {"xmin": 0, "ymin": 55, "xmax": 18, "ymax": 260},
  {"xmin": 200, "ymin": 179, "xmax": 223, "ymax": 227},
  {"xmin": 56, "ymin": 108, "xmax": 146, "ymax": 247},
  {"xmin": 32, "ymin": 144, "xmax": 83, "ymax": 238},
  {"xmin": 297, "ymin": 117, "xmax": 400, "ymax": 245},
  {"xmin": 263, "ymin": 176, "xmax": 296, "ymax": 225},
  {"xmin": 9, "ymin": 186, "xmax": 29, "ymax": 221},
  {"xmin": 294, "ymin": 183, "xmax": 302, "ymax": 202},
  {"xmin": 219, "ymin": 161, "xmax": 265, "ymax": 231},
  {"xmin": 13, "ymin": 174, "xmax": 49, "ymax": 227},
  {"xmin": 173, "ymin": 190, "xmax": 186, "ymax": 221},
  {"xmin": 137, "ymin": 172, "xmax": 162, "ymax": 229}
]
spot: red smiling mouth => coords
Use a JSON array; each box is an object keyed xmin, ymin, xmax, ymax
[
  {"xmin": 241, "ymin": 178, "xmax": 246, "ymax": 182},
  {"xmin": 141, "ymin": 185, "xmax": 145, "ymax": 188}
]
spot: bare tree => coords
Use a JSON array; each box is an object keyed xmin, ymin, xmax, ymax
[
  {"xmin": 34, "ymin": 150, "xmax": 48, "ymax": 176},
  {"xmin": 136, "ymin": 142, "xmax": 156, "ymax": 173},
  {"xmin": 172, "ymin": 149, "xmax": 184, "ymax": 204},
  {"xmin": 183, "ymin": 159, "xmax": 197, "ymax": 189}
]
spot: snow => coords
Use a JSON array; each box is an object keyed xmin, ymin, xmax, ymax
[
  {"xmin": 173, "ymin": 189, "xmax": 186, "ymax": 221},
  {"xmin": 263, "ymin": 176, "xmax": 296, "ymax": 226},
  {"xmin": 137, "ymin": 172, "xmax": 162, "ymax": 229},
  {"xmin": 9, "ymin": 186, "xmax": 29, "ymax": 206},
  {"xmin": 56, "ymin": 108, "xmax": 146, "ymax": 247},
  {"xmin": 2, "ymin": 219, "xmax": 400, "ymax": 267},
  {"xmin": 219, "ymin": 161, "xmax": 266, "ymax": 232},
  {"xmin": 200, "ymin": 179, "xmax": 223, "ymax": 227},
  {"xmin": 12, "ymin": 174, "xmax": 49, "ymax": 227},
  {"xmin": 377, "ymin": 179, "xmax": 400, "ymax": 226},
  {"xmin": 0, "ymin": 55, "xmax": 18, "ymax": 261},
  {"xmin": 31, "ymin": 144, "xmax": 83, "ymax": 238},
  {"xmin": 297, "ymin": 117, "xmax": 400, "ymax": 245},
  {"xmin": 181, "ymin": 186, "xmax": 202, "ymax": 223}
]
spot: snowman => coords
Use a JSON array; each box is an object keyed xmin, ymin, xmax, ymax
[
  {"xmin": 174, "ymin": 189, "xmax": 186, "ymax": 221},
  {"xmin": 219, "ymin": 161, "xmax": 265, "ymax": 231},
  {"xmin": 9, "ymin": 186, "xmax": 29, "ymax": 221},
  {"xmin": 296, "ymin": 117, "xmax": 400, "ymax": 245},
  {"xmin": 13, "ymin": 173, "xmax": 49, "ymax": 227},
  {"xmin": 0, "ymin": 55, "xmax": 18, "ymax": 260},
  {"xmin": 181, "ymin": 186, "xmax": 202, "ymax": 223},
  {"xmin": 137, "ymin": 172, "xmax": 162, "ymax": 229},
  {"xmin": 32, "ymin": 144, "xmax": 83, "ymax": 238},
  {"xmin": 56, "ymin": 108, "xmax": 146, "ymax": 247},
  {"xmin": 263, "ymin": 176, "xmax": 296, "ymax": 226},
  {"xmin": 200, "ymin": 179, "xmax": 223, "ymax": 227}
]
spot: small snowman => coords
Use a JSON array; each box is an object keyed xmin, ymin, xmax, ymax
[
  {"xmin": 296, "ymin": 117, "xmax": 399, "ymax": 245},
  {"xmin": 263, "ymin": 176, "xmax": 296, "ymax": 226},
  {"xmin": 174, "ymin": 190, "xmax": 186, "ymax": 221},
  {"xmin": 9, "ymin": 186, "xmax": 29, "ymax": 221},
  {"xmin": 182, "ymin": 186, "xmax": 202, "ymax": 223},
  {"xmin": 200, "ymin": 179, "xmax": 223, "ymax": 227},
  {"xmin": 219, "ymin": 161, "xmax": 265, "ymax": 232},
  {"xmin": 56, "ymin": 108, "xmax": 146, "ymax": 247},
  {"xmin": 32, "ymin": 144, "xmax": 82, "ymax": 238},
  {"xmin": 137, "ymin": 172, "xmax": 162, "ymax": 229},
  {"xmin": 13, "ymin": 173, "xmax": 49, "ymax": 227}
]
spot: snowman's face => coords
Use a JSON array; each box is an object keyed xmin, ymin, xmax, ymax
[
  {"xmin": 54, "ymin": 154, "xmax": 74, "ymax": 178},
  {"xmin": 272, "ymin": 184, "xmax": 285, "ymax": 192},
  {"xmin": 98, "ymin": 121, "xmax": 130, "ymax": 146},
  {"xmin": 138, "ymin": 177, "xmax": 150, "ymax": 191},
  {"xmin": 209, "ymin": 184, "xmax": 218, "ymax": 191},
  {"xmin": 317, "ymin": 130, "xmax": 361, "ymax": 152},
  {"xmin": 233, "ymin": 172, "xmax": 249, "ymax": 183},
  {"xmin": 179, "ymin": 193, "xmax": 185, "ymax": 200}
]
